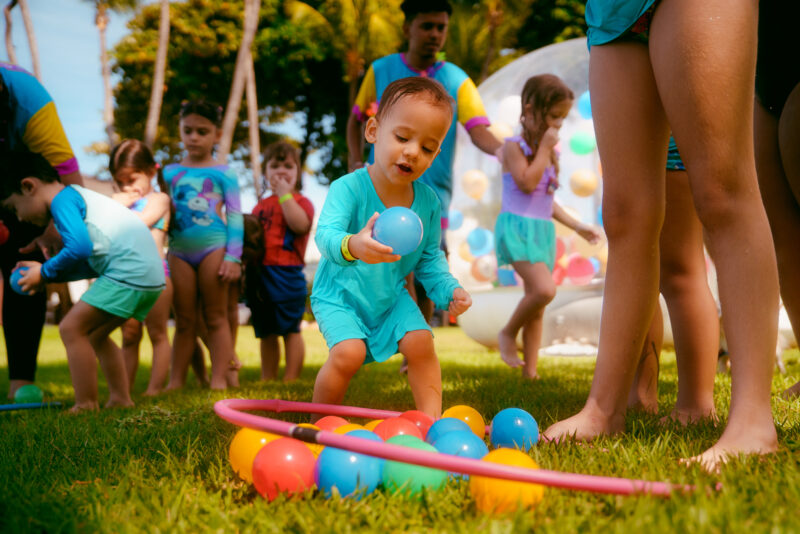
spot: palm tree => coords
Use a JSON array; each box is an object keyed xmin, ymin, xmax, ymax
[
  {"xmin": 87, "ymin": 0, "xmax": 138, "ymax": 148},
  {"xmin": 246, "ymin": 55, "xmax": 262, "ymax": 197},
  {"xmin": 217, "ymin": 0, "xmax": 260, "ymax": 163},
  {"xmin": 284, "ymin": 0, "xmax": 403, "ymax": 108},
  {"xmin": 143, "ymin": 0, "xmax": 170, "ymax": 148},
  {"xmin": 3, "ymin": 0, "xmax": 42, "ymax": 80}
]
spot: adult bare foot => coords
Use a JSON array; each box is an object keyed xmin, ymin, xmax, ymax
[
  {"xmin": 680, "ymin": 419, "xmax": 778, "ymax": 473},
  {"xmin": 543, "ymin": 404, "xmax": 625, "ymax": 443},
  {"xmin": 781, "ymin": 380, "xmax": 800, "ymax": 399},
  {"xmin": 498, "ymin": 330, "xmax": 523, "ymax": 368}
]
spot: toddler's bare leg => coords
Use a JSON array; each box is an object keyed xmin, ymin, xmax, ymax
[
  {"xmin": 400, "ymin": 330, "xmax": 442, "ymax": 419},
  {"xmin": 311, "ymin": 339, "xmax": 366, "ymax": 422},
  {"xmin": 283, "ymin": 332, "xmax": 305, "ymax": 382},
  {"xmin": 260, "ymin": 335, "xmax": 280, "ymax": 380}
]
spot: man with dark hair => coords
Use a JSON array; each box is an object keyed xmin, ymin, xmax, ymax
[
  {"xmin": 1, "ymin": 62, "xmax": 82, "ymax": 399},
  {"xmin": 347, "ymin": 0, "xmax": 501, "ymax": 331}
]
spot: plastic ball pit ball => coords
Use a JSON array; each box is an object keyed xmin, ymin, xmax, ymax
[
  {"xmin": 14, "ymin": 384, "xmax": 44, "ymax": 404},
  {"xmin": 382, "ymin": 435, "xmax": 448, "ymax": 495},
  {"xmin": 315, "ymin": 432, "xmax": 384, "ymax": 499},
  {"xmin": 314, "ymin": 415, "xmax": 349, "ymax": 432},
  {"xmin": 252, "ymin": 437, "xmax": 316, "ymax": 501},
  {"xmin": 372, "ymin": 206, "xmax": 423, "ymax": 256},
  {"xmin": 373, "ymin": 417, "xmax": 423, "ymax": 441},
  {"xmin": 442, "ymin": 405, "xmax": 486, "ymax": 439},
  {"xmin": 10, "ymin": 267, "xmax": 29, "ymax": 295},
  {"xmin": 470, "ymin": 448, "xmax": 545, "ymax": 514},
  {"xmin": 296, "ymin": 423, "xmax": 324, "ymax": 456},
  {"xmin": 489, "ymin": 408, "xmax": 539, "ymax": 452},
  {"xmin": 425, "ymin": 417, "xmax": 472, "ymax": 444},
  {"xmin": 431, "ymin": 430, "xmax": 489, "ymax": 478},
  {"xmin": 228, "ymin": 427, "xmax": 281, "ymax": 483},
  {"xmin": 398, "ymin": 410, "xmax": 435, "ymax": 439}
]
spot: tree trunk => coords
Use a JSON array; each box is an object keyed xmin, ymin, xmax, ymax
[
  {"xmin": 246, "ymin": 53, "xmax": 262, "ymax": 197},
  {"xmin": 4, "ymin": 1, "xmax": 17, "ymax": 65},
  {"xmin": 17, "ymin": 0, "xmax": 39, "ymax": 80},
  {"xmin": 143, "ymin": 0, "xmax": 170, "ymax": 148},
  {"xmin": 97, "ymin": 4, "xmax": 117, "ymax": 148},
  {"xmin": 217, "ymin": 0, "xmax": 260, "ymax": 163}
]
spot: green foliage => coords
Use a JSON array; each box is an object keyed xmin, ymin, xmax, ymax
[
  {"xmin": 2, "ymin": 327, "xmax": 800, "ymax": 532},
  {"xmin": 113, "ymin": 0, "xmax": 347, "ymax": 180},
  {"xmin": 516, "ymin": 0, "xmax": 587, "ymax": 51}
]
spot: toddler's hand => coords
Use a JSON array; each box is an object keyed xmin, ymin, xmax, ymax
[
  {"xmin": 274, "ymin": 175, "xmax": 296, "ymax": 198},
  {"xmin": 449, "ymin": 287, "xmax": 472, "ymax": 316},
  {"xmin": 15, "ymin": 261, "xmax": 44, "ymax": 294},
  {"xmin": 541, "ymin": 127, "xmax": 560, "ymax": 150},
  {"xmin": 576, "ymin": 224, "xmax": 602, "ymax": 245},
  {"xmin": 112, "ymin": 191, "xmax": 141, "ymax": 207},
  {"xmin": 348, "ymin": 212, "xmax": 401, "ymax": 264},
  {"xmin": 218, "ymin": 260, "xmax": 242, "ymax": 283}
]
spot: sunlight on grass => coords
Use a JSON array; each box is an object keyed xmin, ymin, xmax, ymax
[{"xmin": 1, "ymin": 327, "xmax": 799, "ymax": 532}]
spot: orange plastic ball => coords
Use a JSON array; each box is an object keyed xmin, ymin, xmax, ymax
[
  {"xmin": 442, "ymin": 405, "xmax": 486, "ymax": 439},
  {"xmin": 364, "ymin": 419, "xmax": 384, "ymax": 431},
  {"xmin": 470, "ymin": 448, "xmax": 545, "ymax": 514}
]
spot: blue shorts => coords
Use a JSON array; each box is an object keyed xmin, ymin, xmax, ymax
[
  {"xmin": 247, "ymin": 265, "xmax": 307, "ymax": 337},
  {"xmin": 81, "ymin": 277, "xmax": 162, "ymax": 321}
]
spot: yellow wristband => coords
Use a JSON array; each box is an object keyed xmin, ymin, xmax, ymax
[
  {"xmin": 278, "ymin": 193, "xmax": 293, "ymax": 204},
  {"xmin": 341, "ymin": 234, "xmax": 356, "ymax": 262}
]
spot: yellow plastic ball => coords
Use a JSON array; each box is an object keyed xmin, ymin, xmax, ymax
[
  {"xmin": 333, "ymin": 423, "xmax": 366, "ymax": 435},
  {"xmin": 487, "ymin": 121, "xmax": 514, "ymax": 143},
  {"xmin": 364, "ymin": 419, "xmax": 384, "ymax": 431},
  {"xmin": 569, "ymin": 168, "xmax": 599, "ymax": 197},
  {"xmin": 470, "ymin": 448, "xmax": 545, "ymax": 514},
  {"xmin": 458, "ymin": 241, "xmax": 474, "ymax": 262},
  {"xmin": 442, "ymin": 405, "xmax": 486, "ymax": 439},
  {"xmin": 228, "ymin": 427, "xmax": 281, "ymax": 483},
  {"xmin": 296, "ymin": 423, "xmax": 324, "ymax": 456},
  {"xmin": 462, "ymin": 169, "xmax": 489, "ymax": 200}
]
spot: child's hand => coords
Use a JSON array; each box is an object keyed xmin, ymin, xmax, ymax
[
  {"xmin": 449, "ymin": 287, "xmax": 472, "ymax": 316},
  {"xmin": 541, "ymin": 127, "xmax": 560, "ymax": 150},
  {"xmin": 218, "ymin": 260, "xmax": 242, "ymax": 283},
  {"xmin": 576, "ymin": 223, "xmax": 602, "ymax": 245},
  {"xmin": 15, "ymin": 261, "xmax": 45, "ymax": 294},
  {"xmin": 112, "ymin": 191, "xmax": 141, "ymax": 207},
  {"xmin": 273, "ymin": 174, "xmax": 297, "ymax": 198},
  {"xmin": 348, "ymin": 212, "xmax": 401, "ymax": 264}
]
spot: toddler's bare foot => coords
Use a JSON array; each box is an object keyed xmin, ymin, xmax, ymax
[
  {"xmin": 680, "ymin": 418, "xmax": 778, "ymax": 473},
  {"xmin": 659, "ymin": 406, "xmax": 717, "ymax": 426},
  {"xmin": 543, "ymin": 405, "xmax": 625, "ymax": 443},
  {"xmin": 69, "ymin": 401, "xmax": 100, "ymax": 413},
  {"xmin": 781, "ymin": 380, "xmax": 800, "ymax": 399},
  {"xmin": 142, "ymin": 388, "xmax": 163, "ymax": 397},
  {"xmin": 210, "ymin": 376, "xmax": 228, "ymax": 390},
  {"xmin": 226, "ymin": 359, "xmax": 241, "ymax": 388},
  {"xmin": 105, "ymin": 396, "xmax": 135, "ymax": 409},
  {"xmin": 498, "ymin": 330, "xmax": 523, "ymax": 368},
  {"xmin": 522, "ymin": 370, "xmax": 540, "ymax": 380}
]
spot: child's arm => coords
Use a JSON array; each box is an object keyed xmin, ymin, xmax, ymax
[
  {"xmin": 111, "ymin": 191, "xmax": 140, "ymax": 207},
  {"xmin": 273, "ymin": 175, "xmax": 312, "ymax": 235},
  {"xmin": 315, "ymin": 178, "xmax": 398, "ymax": 266},
  {"xmin": 552, "ymin": 201, "xmax": 602, "ymax": 244},
  {"xmin": 134, "ymin": 192, "xmax": 170, "ymax": 229},
  {"xmin": 504, "ymin": 128, "xmax": 559, "ymax": 194},
  {"xmin": 39, "ymin": 187, "xmax": 94, "ymax": 284},
  {"xmin": 220, "ymin": 168, "xmax": 244, "ymax": 281},
  {"xmin": 412, "ymin": 197, "xmax": 462, "ymax": 310}
]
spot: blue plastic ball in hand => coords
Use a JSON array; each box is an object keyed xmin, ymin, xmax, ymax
[
  {"xmin": 372, "ymin": 206, "xmax": 423, "ymax": 256},
  {"xmin": 425, "ymin": 417, "xmax": 472, "ymax": 444},
  {"xmin": 489, "ymin": 408, "xmax": 539, "ymax": 451},
  {"xmin": 10, "ymin": 267, "xmax": 29, "ymax": 295}
]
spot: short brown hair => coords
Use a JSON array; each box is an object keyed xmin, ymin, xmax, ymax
[
  {"xmin": 375, "ymin": 77, "xmax": 454, "ymax": 122},
  {"xmin": 263, "ymin": 140, "xmax": 303, "ymax": 190}
]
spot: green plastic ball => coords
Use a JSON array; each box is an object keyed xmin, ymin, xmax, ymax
[
  {"xmin": 569, "ymin": 131, "xmax": 596, "ymax": 155},
  {"xmin": 14, "ymin": 384, "xmax": 43, "ymax": 404},
  {"xmin": 382, "ymin": 435, "xmax": 448, "ymax": 495}
]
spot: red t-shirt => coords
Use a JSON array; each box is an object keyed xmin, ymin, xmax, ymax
[{"xmin": 253, "ymin": 193, "xmax": 314, "ymax": 266}]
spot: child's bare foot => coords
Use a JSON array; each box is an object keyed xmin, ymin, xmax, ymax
[
  {"xmin": 226, "ymin": 358, "xmax": 242, "ymax": 388},
  {"xmin": 142, "ymin": 388, "xmax": 163, "ymax": 397},
  {"xmin": 543, "ymin": 404, "xmax": 625, "ymax": 443},
  {"xmin": 781, "ymin": 380, "xmax": 800, "ymax": 399},
  {"xmin": 105, "ymin": 396, "xmax": 135, "ymax": 409},
  {"xmin": 210, "ymin": 376, "xmax": 228, "ymax": 390},
  {"xmin": 680, "ymin": 421, "xmax": 778, "ymax": 473},
  {"xmin": 522, "ymin": 370, "xmax": 540, "ymax": 380},
  {"xmin": 69, "ymin": 401, "xmax": 100, "ymax": 413},
  {"xmin": 498, "ymin": 330, "xmax": 523, "ymax": 368},
  {"xmin": 659, "ymin": 406, "xmax": 717, "ymax": 426}
]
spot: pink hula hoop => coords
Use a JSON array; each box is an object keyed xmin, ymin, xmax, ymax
[{"xmin": 214, "ymin": 399, "xmax": 693, "ymax": 498}]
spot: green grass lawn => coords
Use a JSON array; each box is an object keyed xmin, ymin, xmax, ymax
[{"xmin": 2, "ymin": 325, "xmax": 800, "ymax": 533}]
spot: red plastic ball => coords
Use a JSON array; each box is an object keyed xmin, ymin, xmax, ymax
[
  {"xmin": 314, "ymin": 415, "xmax": 349, "ymax": 432},
  {"xmin": 373, "ymin": 417, "xmax": 423, "ymax": 441},
  {"xmin": 0, "ymin": 220, "xmax": 9, "ymax": 246},
  {"xmin": 398, "ymin": 410, "xmax": 435, "ymax": 440},
  {"xmin": 252, "ymin": 437, "xmax": 317, "ymax": 501}
]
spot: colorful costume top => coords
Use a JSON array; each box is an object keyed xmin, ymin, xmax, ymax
[
  {"xmin": 253, "ymin": 192, "xmax": 314, "ymax": 267},
  {"xmin": 0, "ymin": 62, "xmax": 79, "ymax": 176},
  {"xmin": 501, "ymin": 136, "xmax": 558, "ymax": 220},
  {"xmin": 352, "ymin": 53, "xmax": 490, "ymax": 214},
  {"xmin": 41, "ymin": 185, "xmax": 165, "ymax": 291},
  {"xmin": 163, "ymin": 163, "xmax": 243, "ymax": 265},
  {"xmin": 585, "ymin": 0, "xmax": 657, "ymax": 47},
  {"xmin": 130, "ymin": 195, "xmax": 168, "ymax": 231}
]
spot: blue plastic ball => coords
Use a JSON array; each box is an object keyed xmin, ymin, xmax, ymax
[
  {"xmin": 577, "ymin": 90, "xmax": 592, "ymax": 119},
  {"xmin": 432, "ymin": 429, "xmax": 489, "ymax": 479},
  {"xmin": 10, "ymin": 267, "xmax": 29, "ymax": 295},
  {"xmin": 314, "ymin": 433, "xmax": 384, "ymax": 499},
  {"xmin": 466, "ymin": 228, "xmax": 494, "ymax": 257},
  {"xmin": 448, "ymin": 209, "xmax": 464, "ymax": 231},
  {"xmin": 489, "ymin": 408, "xmax": 539, "ymax": 452},
  {"xmin": 372, "ymin": 206, "xmax": 423, "ymax": 256},
  {"xmin": 425, "ymin": 417, "xmax": 472, "ymax": 445}
]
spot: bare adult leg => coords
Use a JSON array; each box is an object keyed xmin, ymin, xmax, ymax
[{"xmin": 628, "ymin": 305, "xmax": 662, "ymax": 413}]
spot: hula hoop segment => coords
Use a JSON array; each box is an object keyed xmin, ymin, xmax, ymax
[
  {"xmin": 214, "ymin": 399, "xmax": 693, "ymax": 498},
  {"xmin": 0, "ymin": 402, "xmax": 63, "ymax": 412}
]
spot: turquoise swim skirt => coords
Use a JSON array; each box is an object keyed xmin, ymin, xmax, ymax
[
  {"xmin": 495, "ymin": 213, "xmax": 556, "ymax": 270},
  {"xmin": 82, "ymin": 277, "xmax": 162, "ymax": 321}
]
